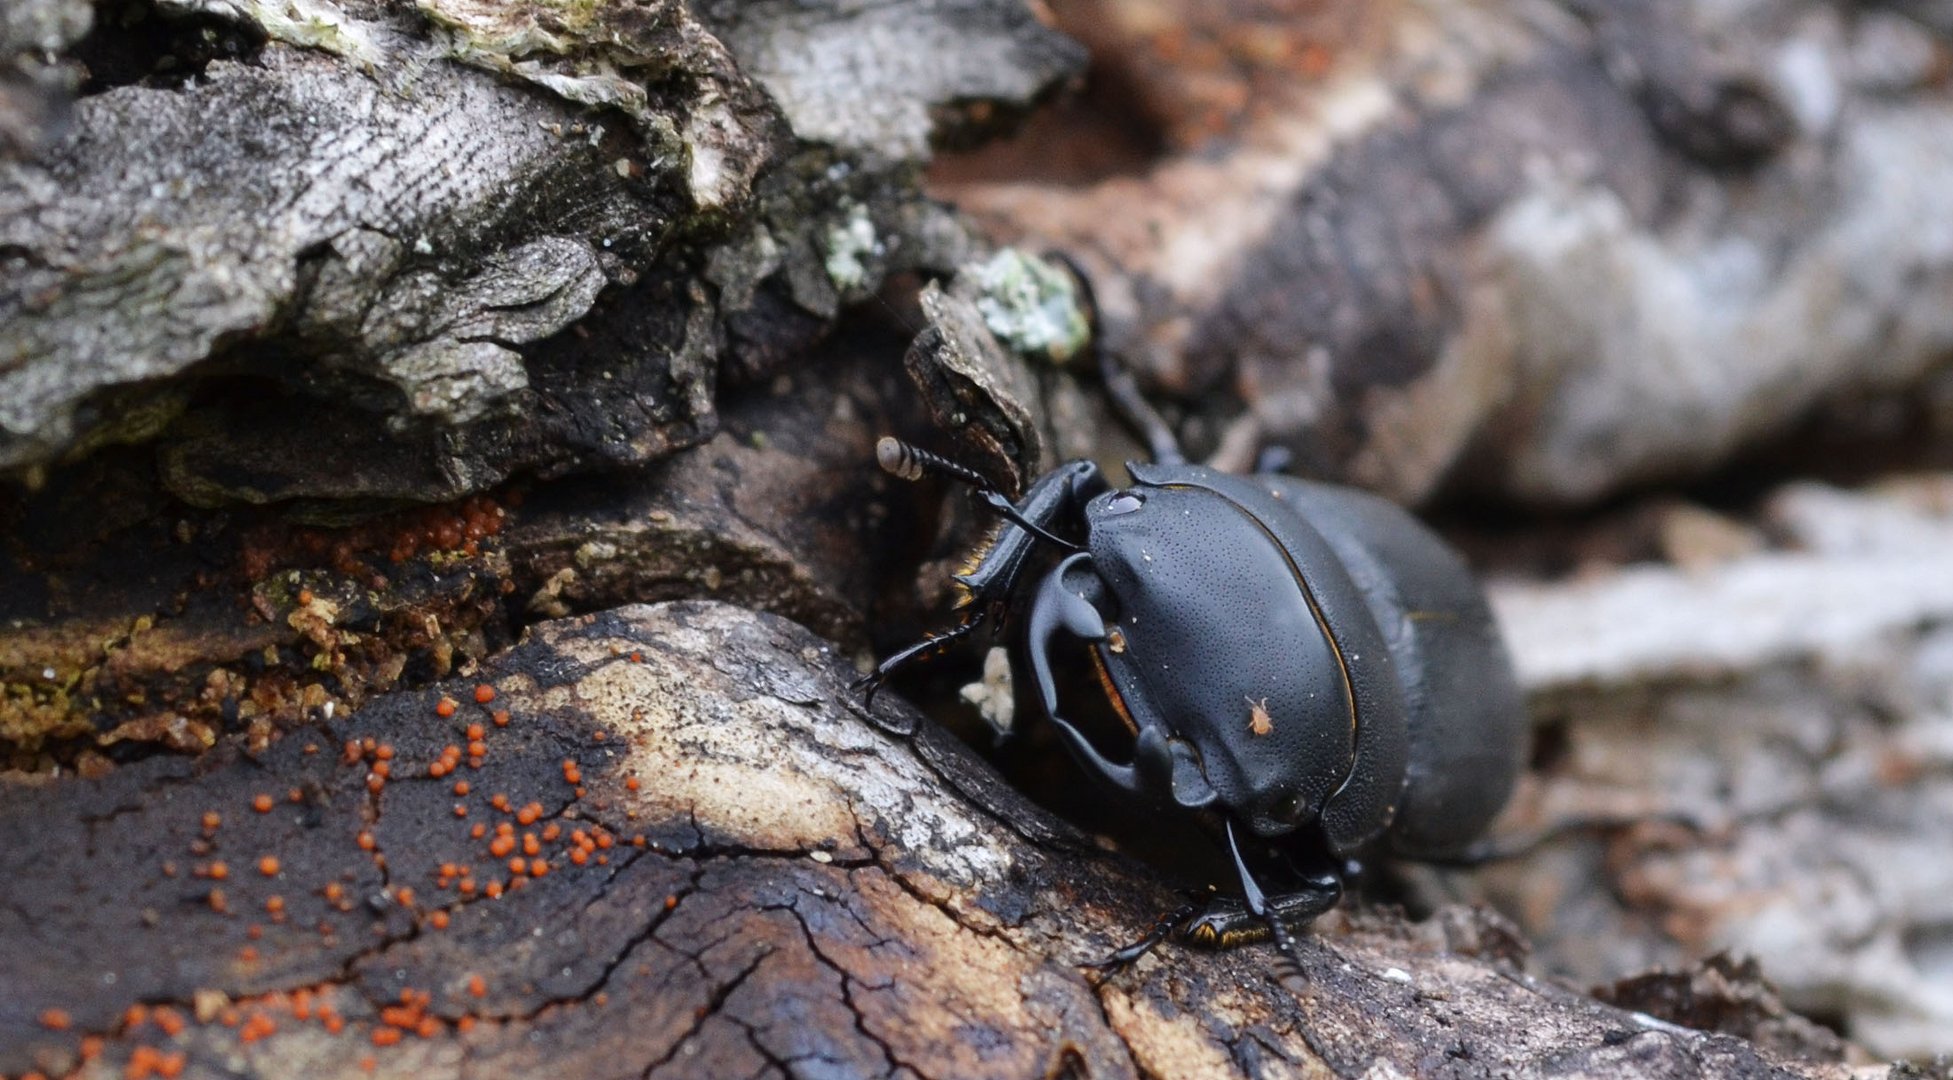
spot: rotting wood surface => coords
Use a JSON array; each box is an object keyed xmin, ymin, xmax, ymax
[{"xmin": 0, "ymin": 602, "xmax": 1857, "ymax": 1080}]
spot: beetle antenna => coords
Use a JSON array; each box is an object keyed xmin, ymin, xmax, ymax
[
  {"xmin": 1045, "ymin": 251, "xmax": 1188, "ymax": 467},
  {"xmin": 876, "ymin": 437, "xmax": 1080, "ymax": 552},
  {"xmin": 876, "ymin": 436, "xmax": 989, "ymax": 488},
  {"xmin": 1096, "ymin": 347, "xmax": 1187, "ymax": 467}
]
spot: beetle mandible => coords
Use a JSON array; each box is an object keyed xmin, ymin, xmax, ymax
[{"xmin": 858, "ymin": 306, "xmax": 1527, "ymax": 988}]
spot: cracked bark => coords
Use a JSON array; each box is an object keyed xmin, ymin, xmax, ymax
[{"xmin": 0, "ymin": 602, "xmax": 1864, "ymax": 1079}]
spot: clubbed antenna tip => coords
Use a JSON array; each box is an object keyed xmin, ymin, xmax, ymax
[
  {"xmin": 877, "ymin": 436, "xmax": 925, "ymax": 482},
  {"xmin": 874, "ymin": 436, "xmax": 990, "ymax": 489}
]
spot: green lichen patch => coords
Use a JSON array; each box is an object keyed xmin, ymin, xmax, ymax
[
  {"xmin": 821, "ymin": 201, "xmax": 879, "ymax": 294},
  {"xmin": 963, "ymin": 249, "xmax": 1090, "ymax": 365}
]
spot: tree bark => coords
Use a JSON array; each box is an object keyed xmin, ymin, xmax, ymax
[{"xmin": 0, "ymin": 602, "xmax": 1858, "ymax": 1080}]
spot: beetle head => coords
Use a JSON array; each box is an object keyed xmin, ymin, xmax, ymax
[{"xmin": 1026, "ymin": 481, "xmax": 1361, "ymax": 839}]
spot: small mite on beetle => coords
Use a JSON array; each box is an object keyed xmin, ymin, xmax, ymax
[{"xmin": 1246, "ymin": 696, "xmax": 1273, "ymax": 736}]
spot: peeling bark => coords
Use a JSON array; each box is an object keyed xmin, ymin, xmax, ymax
[{"xmin": 0, "ymin": 0, "xmax": 1080, "ymax": 500}]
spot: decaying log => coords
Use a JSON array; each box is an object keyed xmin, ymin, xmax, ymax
[
  {"xmin": 0, "ymin": 601, "xmax": 1864, "ymax": 1079},
  {"xmin": 942, "ymin": 0, "xmax": 1953, "ymax": 504},
  {"xmin": 1457, "ymin": 477, "xmax": 1953, "ymax": 1060}
]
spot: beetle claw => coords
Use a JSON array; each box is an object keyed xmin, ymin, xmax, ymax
[{"xmin": 850, "ymin": 671, "xmax": 886, "ymax": 708}]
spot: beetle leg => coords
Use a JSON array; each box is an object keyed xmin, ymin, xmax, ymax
[
  {"xmin": 1253, "ymin": 445, "xmax": 1294, "ymax": 475},
  {"xmin": 1177, "ymin": 885, "xmax": 1343, "ymax": 948},
  {"xmin": 855, "ymin": 458, "xmax": 1104, "ymax": 704},
  {"xmin": 1082, "ymin": 902, "xmax": 1202, "ymax": 974},
  {"xmin": 1405, "ymin": 809, "xmax": 1704, "ymax": 867},
  {"xmin": 1052, "ymin": 250, "xmax": 1188, "ymax": 468},
  {"xmin": 851, "ymin": 608, "xmax": 988, "ymax": 708},
  {"xmin": 1224, "ymin": 819, "xmax": 1317, "ymax": 993}
]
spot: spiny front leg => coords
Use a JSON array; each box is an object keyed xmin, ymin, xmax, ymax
[
  {"xmin": 851, "ymin": 608, "xmax": 988, "ymax": 708},
  {"xmin": 1084, "ymin": 902, "xmax": 1202, "ymax": 974}
]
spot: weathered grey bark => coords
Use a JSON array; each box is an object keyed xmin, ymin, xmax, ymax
[{"xmin": 0, "ymin": 0, "xmax": 1079, "ymax": 501}]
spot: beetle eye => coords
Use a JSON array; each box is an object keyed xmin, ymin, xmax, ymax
[
  {"xmin": 1104, "ymin": 492, "xmax": 1144, "ymax": 516},
  {"xmin": 1273, "ymin": 794, "xmax": 1303, "ymax": 824}
]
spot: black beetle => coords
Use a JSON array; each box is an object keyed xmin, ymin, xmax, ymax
[{"xmin": 861, "ymin": 341, "xmax": 1526, "ymax": 987}]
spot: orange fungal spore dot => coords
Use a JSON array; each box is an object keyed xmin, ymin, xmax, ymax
[
  {"xmin": 252, "ymin": 793, "xmax": 274, "ymax": 813},
  {"xmin": 154, "ymin": 1008, "xmax": 185, "ymax": 1037},
  {"xmin": 474, "ymin": 685, "xmax": 495, "ymax": 704},
  {"xmin": 435, "ymin": 697, "xmax": 457, "ymax": 718}
]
